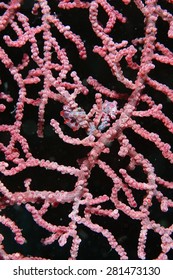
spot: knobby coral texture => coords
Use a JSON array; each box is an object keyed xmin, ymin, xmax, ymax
[{"xmin": 0, "ymin": 0, "xmax": 173, "ymax": 260}]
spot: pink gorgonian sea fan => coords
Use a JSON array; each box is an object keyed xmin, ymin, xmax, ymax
[{"xmin": 0, "ymin": 0, "xmax": 173, "ymax": 260}]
